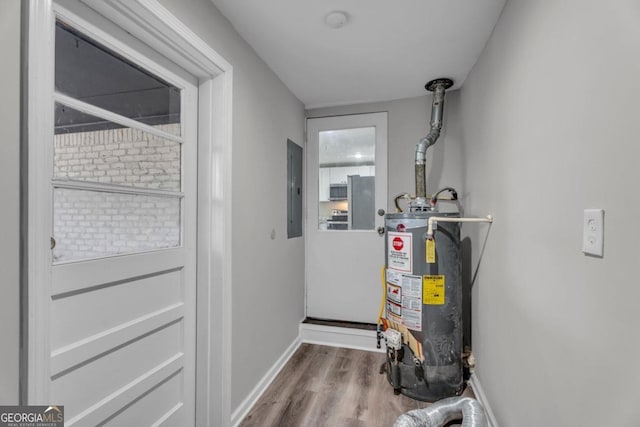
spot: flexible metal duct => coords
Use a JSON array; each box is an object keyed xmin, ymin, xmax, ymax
[
  {"xmin": 393, "ymin": 397, "xmax": 488, "ymax": 427},
  {"xmin": 414, "ymin": 78, "xmax": 454, "ymax": 209}
]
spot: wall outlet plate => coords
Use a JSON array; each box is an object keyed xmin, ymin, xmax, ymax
[{"xmin": 582, "ymin": 209, "xmax": 604, "ymax": 257}]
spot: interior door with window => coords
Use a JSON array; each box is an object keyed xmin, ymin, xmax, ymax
[
  {"xmin": 30, "ymin": 5, "xmax": 198, "ymax": 425},
  {"xmin": 306, "ymin": 112, "xmax": 388, "ymax": 323}
]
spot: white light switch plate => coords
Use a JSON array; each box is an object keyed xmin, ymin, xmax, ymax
[{"xmin": 582, "ymin": 209, "xmax": 604, "ymax": 257}]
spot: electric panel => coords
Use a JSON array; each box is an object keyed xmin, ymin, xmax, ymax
[{"xmin": 287, "ymin": 139, "xmax": 303, "ymax": 238}]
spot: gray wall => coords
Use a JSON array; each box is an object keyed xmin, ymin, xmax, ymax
[
  {"xmin": 307, "ymin": 92, "xmax": 464, "ymax": 213},
  {"xmin": 459, "ymin": 0, "xmax": 640, "ymax": 425},
  {"xmin": 0, "ymin": 0, "xmax": 21, "ymax": 404},
  {"xmin": 158, "ymin": 0, "xmax": 306, "ymax": 412}
]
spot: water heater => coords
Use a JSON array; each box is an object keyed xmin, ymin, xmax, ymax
[
  {"xmin": 379, "ymin": 78, "xmax": 464, "ymax": 401},
  {"xmin": 382, "ymin": 212, "xmax": 462, "ymax": 401},
  {"xmin": 381, "ymin": 78, "xmax": 493, "ymax": 424}
]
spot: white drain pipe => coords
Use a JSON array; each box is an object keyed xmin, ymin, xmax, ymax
[
  {"xmin": 426, "ymin": 216, "xmax": 493, "ymax": 238},
  {"xmin": 393, "ymin": 397, "xmax": 488, "ymax": 427}
]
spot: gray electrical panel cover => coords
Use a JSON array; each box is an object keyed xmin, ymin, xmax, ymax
[{"xmin": 287, "ymin": 139, "xmax": 303, "ymax": 238}]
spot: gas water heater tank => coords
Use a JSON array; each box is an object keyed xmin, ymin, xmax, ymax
[{"xmin": 384, "ymin": 211, "xmax": 462, "ymax": 401}]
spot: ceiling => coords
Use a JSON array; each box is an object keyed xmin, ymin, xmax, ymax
[{"xmin": 210, "ymin": 0, "xmax": 506, "ymax": 108}]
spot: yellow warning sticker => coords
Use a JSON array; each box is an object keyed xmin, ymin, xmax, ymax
[
  {"xmin": 426, "ymin": 238, "xmax": 436, "ymax": 264},
  {"xmin": 423, "ymin": 275, "xmax": 445, "ymax": 305}
]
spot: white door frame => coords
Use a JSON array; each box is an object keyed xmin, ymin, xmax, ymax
[{"xmin": 25, "ymin": 1, "xmax": 233, "ymax": 424}]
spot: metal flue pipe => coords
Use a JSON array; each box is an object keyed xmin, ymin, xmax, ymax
[{"xmin": 414, "ymin": 78, "xmax": 454, "ymax": 208}]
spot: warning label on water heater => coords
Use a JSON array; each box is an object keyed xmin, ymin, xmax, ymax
[
  {"xmin": 423, "ymin": 275, "xmax": 445, "ymax": 305},
  {"xmin": 385, "ymin": 270, "xmax": 422, "ymax": 331},
  {"xmin": 400, "ymin": 274, "xmax": 422, "ymax": 331},
  {"xmin": 387, "ymin": 232, "xmax": 412, "ymax": 272}
]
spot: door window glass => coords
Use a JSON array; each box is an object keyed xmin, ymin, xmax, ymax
[
  {"xmin": 55, "ymin": 21, "xmax": 181, "ymax": 136},
  {"xmin": 318, "ymin": 127, "xmax": 376, "ymax": 231},
  {"xmin": 52, "ymin": 189, "xmax": 180, "ymax": 263},
  {"xmin": 54, "ymin": 103, "xmax": 181, "ymax": 191},
  {"xmin": 52, "ymin": 21, "xmax": 184, "ymax": 264}
]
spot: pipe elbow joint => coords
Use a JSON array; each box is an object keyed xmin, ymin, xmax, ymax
[
  {"xmin": 415, "ymin": 139, "xmax": 428, "ymax": 164},
  {"xmin": 416, "ymin": 139, "xmax": 428, "ymax": 154},
  {"xmin": 425, "ymin": 128, "xmax": 441, "ymax": 146}
]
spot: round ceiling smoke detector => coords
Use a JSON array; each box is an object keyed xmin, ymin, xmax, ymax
[{"xmin": 324, "ymin": 11, "xmax": 349, "ymax": 29}]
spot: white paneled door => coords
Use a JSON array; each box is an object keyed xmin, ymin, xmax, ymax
[
  {"xmin": 30, "ymin": 3, "xmax": 198, "ymax": 425},
  {"xmin": 306, "ymin": 113, "xmax": 388, "ymax": 323}
]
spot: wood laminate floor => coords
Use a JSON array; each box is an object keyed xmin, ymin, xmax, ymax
[{"xmin": 239, "ymin": 343, "xmax": 475, "ymax": 427}]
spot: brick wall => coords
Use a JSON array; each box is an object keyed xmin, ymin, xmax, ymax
[
  {"xmin": 54, "ymin": 124, "xmax": 181, "ymax": 190},
  {"xmin": 53, "ymin": 124, "xmax": 182, "ymax": 262}
]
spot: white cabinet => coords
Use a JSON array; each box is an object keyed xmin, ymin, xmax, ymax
[{"xmin": 330, "ymin": 167, "xmax": 351, "ymax": 184}]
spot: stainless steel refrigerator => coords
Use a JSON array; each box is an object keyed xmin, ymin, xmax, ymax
[{"xmin": 347, "ymin": 175, "xmax": 375, "ymax": 230}]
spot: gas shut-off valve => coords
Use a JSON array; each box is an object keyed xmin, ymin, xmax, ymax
[{"xmin": 382, "ymin": 328, "xmax": 402, "ymax": 350}]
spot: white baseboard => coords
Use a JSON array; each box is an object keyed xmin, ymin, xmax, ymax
[
  {"xmin": 300, "ymin": 323, "xmax": 385, "ymax": 353},
  {"xmin": 230, "ymin": 335, "xmax": 302, "ymax": 427},
  {"xmin": 469, "ymin": 373, "xmax": 499, "ymax": 427}
]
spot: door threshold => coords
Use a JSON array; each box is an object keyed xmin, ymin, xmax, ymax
[
  {"xmin": 303, "ymin": 317, "xmax": 377, "ymax": 331},
  {"xmin": 300, "ymin": 318, "xmax": 383, "ymax": 353}
]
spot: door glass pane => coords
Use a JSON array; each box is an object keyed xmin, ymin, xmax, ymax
[
  {"xmin": 55, "ymin": 21, "xmax": 181, "ymax": 136},
  {"xmin": 318, "ymin": 127, "xmax": 376, "ymax": 231},
  {"xmin": 52, "ymin": 188, "xmax": 181, "ymax": 263},
  {"xmin": 54, "ymin": 103, "xmax": 181, "ymax": 191}
]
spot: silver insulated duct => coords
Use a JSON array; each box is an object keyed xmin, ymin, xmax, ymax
[
  {"xmin": 413, "ymin": 78, "xmax": 454, "ymax": 211},
  {"xmin": 393, "ymin": 397, "xmax": 488, "ymax": 427}
]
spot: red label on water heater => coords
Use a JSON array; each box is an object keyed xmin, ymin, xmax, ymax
[
  {"xmin": 397, "ymin": 223, "xmax": 406, "ymax": 232},
  {"xmin": 392, "ymin": 237, "xmax": 404, "ymax": 251},
  {"xmin": 388, "ymin": 232, "xmax": 412, "ymax": 272}
]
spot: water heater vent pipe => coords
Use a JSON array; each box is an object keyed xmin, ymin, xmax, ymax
[{"xmin": 414, "ymin": 78, "xmax": 454, "ymax": 210}]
